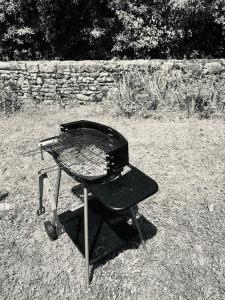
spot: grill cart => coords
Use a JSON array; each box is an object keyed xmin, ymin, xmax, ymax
[{"xmin": 35, "ymin": 120, "xmax": 158, "ymax": 288}]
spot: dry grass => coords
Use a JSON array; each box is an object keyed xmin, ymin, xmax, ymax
[
  {"xmin": 1, "ymin": 104, "xmax": 225, "ymax": 299},
  {"xmin": 113, "ymin": 69, "xmax": 225, "ymax": 118}
]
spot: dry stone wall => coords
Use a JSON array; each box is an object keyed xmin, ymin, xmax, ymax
[{"xmin": 1, "ymin": 59, "xmax": 225, "ymax": 105}]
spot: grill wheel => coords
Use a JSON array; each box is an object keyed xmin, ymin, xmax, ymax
[{"xmin": 44, "ymin": 221, "xmax": 58, "ymax": 241}]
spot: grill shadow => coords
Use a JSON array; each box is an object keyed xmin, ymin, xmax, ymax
[{"xmin": 58, "ymin": 197, "xmax": 157, "ymax": 280}]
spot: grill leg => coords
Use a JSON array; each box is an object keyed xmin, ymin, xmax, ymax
[
  {"xmin": 44, "ymin": 170, "xmax": 64, "ymax": 235},
  {"xmin": 37, "ymin": 173, "xmax": 46, "ymax": 216},
  {"xmin": 130, "ymin": 207, "xmax": 147, "ymax": 250},
  {"xmin": 84, "ymin": 186, "xmax": 90, "ymax": 288},
  {"xmin": 54, "ymin": 167, "xmax": 62, "ymax": 209}
]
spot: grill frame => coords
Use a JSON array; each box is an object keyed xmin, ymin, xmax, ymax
[{"xmin": 39, "ymin": 120, "xmax": 129, "ymax": 182}]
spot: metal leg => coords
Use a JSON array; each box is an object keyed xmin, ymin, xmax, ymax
[
  {"xmin": 84, "ymin": 186, "xmax": 90, "ymax": 288},
  {"xmin": 43, "ymin": 171, "xmax": 64, "ymax": 235},
  {"xmin": 130, "ymin": 207, "xmax": 147, "ymax": 250},
  {"xmin": 54, "ymin": 167, "xmax": 62, "ymax": 209},
  {"xmin": 40, "ymin": 148, "xmax": 44, "ymax": 160},
  {"xmin": 37, "ymin": 173, "xmax": 46, "ymax": 215}
]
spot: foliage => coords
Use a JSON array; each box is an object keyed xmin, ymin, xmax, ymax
[
  {"xmin": 0, "ymin": 0, "xmax": 225, "ymax": 59},
  {"xmin": 0, "ymin": 0, "xmax": 116, "ymax": 60},
  {"xmin": 114, "ymin": 69, "xmax": 225, "ymax": 118},
  {"xmin": 115, "ymin": 70, "xmax": 158, "ymax": 117},
  {"xmin": 0, "ymin": 0, "xmax": 39, "ymax": 60},
  {"xmin": 0, "ymin": 81, "xmax": 23, "ymax": 115},
  {"xmin": 108, "ymin": 1, "xmax": 167, "ymax": 58}
]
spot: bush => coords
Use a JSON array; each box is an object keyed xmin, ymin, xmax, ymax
[
  {"xmin": 113, "ymin": 69, "xmax": 225, "ymax": 118},
  {"xmin": 1, "ymin": 0, "xmax": 225, "ymax": 60},
  {"xmin": 0, "ymin": 82, "xmax": 23, "ymax": 115},
  {"xmin": 115, "ymin": 70, "xmax": 158, "ymax": 117}
]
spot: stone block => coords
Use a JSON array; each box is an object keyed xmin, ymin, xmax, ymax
[
  {"xmin": 0, "ymin": 62, "xmax": 26, "ymax": 71},
  {"xmin": 71, "ymin": 72, "xmax": 79, "ymax": 78},
  {"xmin": 1, "ymin": 74, "xmax": 10, "ymax": 80},
  {"xmin": 39, "ymin": 73, "xmax": 51, "ymax": 78},
  {"xmin": 83, "ymin": 90, "xmax": 93, "ymax": 95},
  {"xmin": 55, "ymin": 74, "xmax": 64, "ymax": 79},
  {"xmin": 96, "ymin": 77, "xmax": 104, "ymax": 83},
  {"xmin": 42, "ymin": 83, "xmax": 55, "ymax": 89},
  {"xmin": 30, "ymin": 73, "xmax": 37, "ymax": 80},
  {"xmin": 100, "ymin": 72, "xmax": 109, "ymax": 77},
  {"xmin": 31, "ymin": 92, "xmax": 39, "ymax": 96},
  {"xmin": 70, "ymin": 65, "xmax": 80, "ymax": 72},
  {"xmin": 75, "ymin": 94, "xmax": 90, "ymax": 101},
  {"xmin": 26, "ymin": 63, "xmax": 39, "ymax": 73},
  {"xmin": 86, "ymin": 77, "xmax": 94, "ymax": 83},
  {"xmin": 90, "ymin": 72, "xmax": 99, "ymax": 78},
  {"xmin": 89, "ymin": 85, "xmax": 98, "ymax": 91},
  {"xmin": 203, "ymin": 62, "xmax": 223, "ymax": 74},
  {"xmin": 57, "ymin": 79, "xmax": 67, "ymax": 85},
  {"xmin": 22, "ymin": 87, "xmax": 30, "ymax": 92},
  {"xmin": 43, "ymin": 99, "xmax": 54, "ymax": 105},
  {"xmin": 44, "ymin": 78, "xmax": 56, "ymax": 85},
  {"xmin": 90, "ymin": 94, "xmax": 101, "ymax": 102},
  {"xmin": 37, "ymin": 77, "xmax": 43, "ymax": 84},
  {"xmin": 149, "ymin": 60, "xmax": 162, "ymax": 69},
  {"xmin": 41, "ymin": 87, "xmax": 56, "ymax": 93},
  {"xmin": 184, "ymin": 63, "xmax": 202, "ymax": 73},
  {"xmin": 70, "ymin": 77, "xmax": 78, "ymax": 83},
  {"xmin": 39, "ymin": 62, "xmax": 56, "ymax": 73},
  {"xmin": 31, "ymin": 86, "xmax": 41, "ymax": 92},
  {"xmin": 57, "ymin": 63, "xmax": 71, "ymax": 74},
  {"xmin": 101, "ymin": 86, "xmax": 110, "ymax": 92},
  {"xmin": 17, "ymin": 76, "xmax": 25, "ymax": 86}
]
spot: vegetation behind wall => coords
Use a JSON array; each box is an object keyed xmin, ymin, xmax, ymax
[{"xmin": 0, "ymin": 1, "xmax": 225, "ymax": 60}]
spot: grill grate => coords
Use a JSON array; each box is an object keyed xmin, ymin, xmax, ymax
[{"xmin": 41, "ymin": 127, "xmax": 126, "ymax": 178}]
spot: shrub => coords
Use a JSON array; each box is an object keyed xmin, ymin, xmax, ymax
[
  {"xmin": 0, "ymin": 81, "xmax": 23, "ymax": 115},
  {"xmin": 113, "ymin": 69, "xmax": 225, "ymax": 118}
]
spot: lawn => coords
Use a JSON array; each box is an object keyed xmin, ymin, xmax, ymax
[{"xmin": 1, "ymin": 104, "xmax": 225, "ymax": 299}]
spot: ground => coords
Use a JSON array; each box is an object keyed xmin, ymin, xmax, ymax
[{"xmin": 0, "ymin": 103, "xmax": 225, "ymax": 300}]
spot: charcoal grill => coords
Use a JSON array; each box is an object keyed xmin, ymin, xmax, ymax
[
  {"xmin": 38, "ymin": 120, "xmax": 129, "ymax": 181},
  {"xmin": 34, "ymin": 120, "xmax": 158, "ymax": 288}
]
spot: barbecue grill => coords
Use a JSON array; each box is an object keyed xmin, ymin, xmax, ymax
[
  {"xmin": 38, "ymin": 120, "xmax": 129, "ymax": 181},
  {"xmin": 34, "ymin": 120, "xmax": 158, "ymax": 288}
]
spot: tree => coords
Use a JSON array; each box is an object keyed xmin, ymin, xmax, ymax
[{"xmin": 0, "ymin": 0, "xmax": 225, "ymax": 60}]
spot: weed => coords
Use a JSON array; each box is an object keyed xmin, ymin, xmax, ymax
[
  {"xmin": 112, "ymin": 69, "xmax": 225, "ymax": 118},
  {"xmin": 0, "ymin": 81, "xmax": 23, "ymax": 115}
]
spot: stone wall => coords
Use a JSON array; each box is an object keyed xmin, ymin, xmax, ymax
[{"xmin": 0, "ymin": 59, "xmax": 225, "ymax": 104}]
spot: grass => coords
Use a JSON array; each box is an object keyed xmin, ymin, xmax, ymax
[
  {"xmin": 113, "ymin": 69, "xmax": 225, "ymax": 118},
  {"xmin": 1, "ymin": 104, "xmax": 225, "ymax": 299}
]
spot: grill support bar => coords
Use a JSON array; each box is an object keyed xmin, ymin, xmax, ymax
[
  {"xmin": 55, "ymin": 167, "xmax": 62, "ymax": 209},
  {"xmin": 37, "ymin": 169, "xmax": 65, "ymax": 235},
  {"xmin": 130, "ymin": 207, "xmax": 146, "ymax": 250},
  {"xmin": 83, "ymin": 185, "xmax": 90, "ymax": 288},
  {"xmin": 37, "ymin": 173, "xmax": 46, "ymax": 216},
  {"xmin": 44, "ymin": 172, "xmax": 64, "ymax": 234}
]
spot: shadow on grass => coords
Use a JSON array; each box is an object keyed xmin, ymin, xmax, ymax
[{"xmin": 58, "ymin": 190, "xmax": 157, "ymax": 283}]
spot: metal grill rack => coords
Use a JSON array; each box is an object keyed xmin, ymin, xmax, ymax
[{"xmin": 33, "ymin": 120, "xmax": 158, "ymax": 288}]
